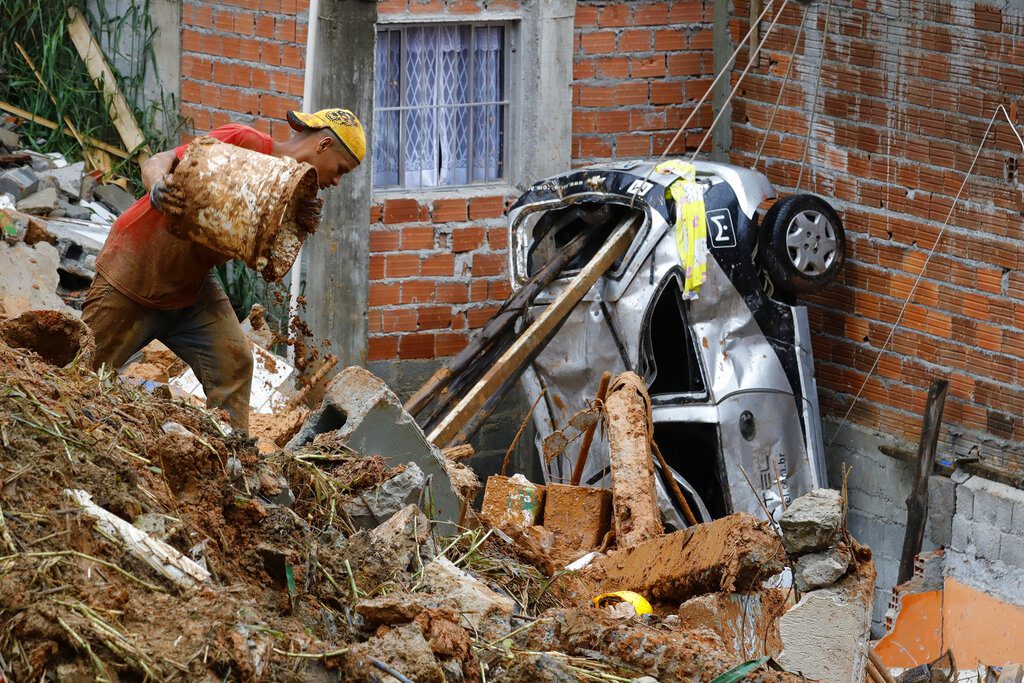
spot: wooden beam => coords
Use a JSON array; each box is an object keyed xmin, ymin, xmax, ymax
[
  {"xmin": 428, "ymin": 216, "xmax": 639, "ymax": 446},
  {"xmin": 66, "ymin": 7, "xmax": 151, "ymax": 163},
  {"xmin": 898, "ymin": 378, "xmax": 949, "ymax": 585}
]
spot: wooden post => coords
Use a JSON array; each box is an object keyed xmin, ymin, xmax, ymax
[
  {"xmin": 898, "ymin": 378, "xmax": 949, "ymax": 585},
  {"xmin": 427, "ymin": 216, "xmax": 639, "ymax": 446},
  {"xmin": 570, "ymin": 371, "xmax": 611, "ymax": 486}
]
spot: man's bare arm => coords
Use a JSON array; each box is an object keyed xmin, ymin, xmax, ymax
[{"xmin": 141, "ymin": 150, "xmax": 177, "ymax": 192}]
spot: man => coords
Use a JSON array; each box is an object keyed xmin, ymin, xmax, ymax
[{"xmin": 83, "ymin": 108, "xmax": 365, "ymax": 432}]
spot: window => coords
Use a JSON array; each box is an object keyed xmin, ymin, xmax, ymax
[{"xmin": 373, "ymin": 24, "xmax": 508, "ymax": 190}]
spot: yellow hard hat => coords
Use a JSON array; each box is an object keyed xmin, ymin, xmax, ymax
[
  {"xmin": 592, "ymin": 590, "xmax": 653, "ymax": 615},
  {"xmin": 287, "ymin": 108, "xmax": 366, "ymax": 164}
]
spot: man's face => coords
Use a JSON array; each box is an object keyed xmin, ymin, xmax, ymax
[{"xmin": 308, "ymin": 134, "xmax": 359, "ymax": 189}]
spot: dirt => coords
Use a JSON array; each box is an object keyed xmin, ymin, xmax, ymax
[
  {"xmin": 604, "ymin": 372, "xmax": 663, "ymax": 548},
  {"xmin": 121, "ymin": 340, "xmax": 187, "ymax": 383},
  {"xmin": 543, "ymin": 483, "xmax": 612, "ymax": 551},
  {"xmin": 249, "ymin": 408, "xmax": 308, "ymax": 453},
  {"xmin": 0, "ymin": 308, "xmax": 94, "ymax": 367}
]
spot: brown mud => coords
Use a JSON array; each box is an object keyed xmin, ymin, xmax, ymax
[{"xmin": 0, "ymin": 309, "xmax": 94, "ymax": 367}]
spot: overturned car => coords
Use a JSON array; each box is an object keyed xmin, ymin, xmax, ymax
[{"xmin": 507, "ymin": 160, "xmax": 846, "ymax": 529}]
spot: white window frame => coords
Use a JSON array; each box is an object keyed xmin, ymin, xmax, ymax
[{"xmin": 372, "ymin": 21, "xmax": 513, "ymax": 193}]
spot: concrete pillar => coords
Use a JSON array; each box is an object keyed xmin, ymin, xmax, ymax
[{"xmin": 305, "ymin": 0, "xmax": 375, "ymax": 370}]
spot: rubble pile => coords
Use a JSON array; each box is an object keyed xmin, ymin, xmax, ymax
[
  {"xmin": 0, "ymin": 313, "xmax": 887, "ymax": 682},
  {"xmin": 0, "ymin": 118, "xmax": 135, "ymax": 315}
]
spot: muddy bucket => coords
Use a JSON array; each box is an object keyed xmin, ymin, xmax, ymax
[
  {"xmin": 0, "ymin": 309, "xmax": 95, "ymax": 367},
  {"xmin": 167, "ymin": 136, "xmax": 320, "ymax": 282}
]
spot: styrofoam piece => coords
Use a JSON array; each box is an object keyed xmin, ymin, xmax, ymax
[{"xmin": 169, "ymin": 342, "xmax": 293, "ymax": 414}]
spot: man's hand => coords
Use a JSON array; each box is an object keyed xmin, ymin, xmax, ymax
[
  {"xmin": 149, "ymin": 174, "xmax": 186, "ymax": 215},
  {"xmin": 296, "ymin": 196, "xmax": 324, "ymax": 230}
]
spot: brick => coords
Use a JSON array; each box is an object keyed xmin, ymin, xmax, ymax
[
  {"xmin": 417, "ymin": 305, "xmax": 453, "ymax": 330},
  {"xmin": 580, "ymin": 31, "xmax": 616, "ymax": 55},
  {"xmin": 631, "ymin": 55, "xmax": 665, "ymax": 78},
  {"xmin": 401, "ymin": 227, "xmax": 435, "ymax": 250},
  {"xmin": 399, "ymin": 333, "xmax": 435, "ymax": 359},
  {"xmin": 472, "ymin": 253, "xmax": 505, "ymax": 277},
  {"xmin": 369, "ymin": 229, "xmax": 400, "ymax": 252},
  {"xmin": 487, "ymin": 227, "xmax": 508, "ymax": 250},
  {"xmin": 385, "ymin": 254, "xmax": 420, "ymax": 278},
  {"xmin": 467, "ymin": 305, "xmax": 501, "ymax": 328},
  {"xmin": 436, "ymin": 282, "xmax": 469, "ymax": 303},
  {"xmin": 368, "ymin": 336, "xmax": 399, "ymax": 361},
  {"xmin": 383, "ymin": 198, "xmax": 421, "ymax": 224},
  {"xmin": 369, "ymin": 255, "xmax": 385, "ymax": 279},
  {"xmin": 435, "ymin": 333, "xmax": 469, "ymax": 356},
  {"xmin": 368, "ymin": 283, "xmax": 400, "ymax": 306},
  {"xmin": 382, "ymin": 308, "xmax": 418, "ymax": 333},
  {"xmin": 468, "ymin": 195, "xmax": 505, "ymax": 220},
  {"xmin": 653, "ymin": 29, "xmax": 687, "ymax": 51},
  {"xmin": 421, "ymin": 254, "xmax": 455, "ymax": 276},
  {"xmin": 599, "ymin": 4, "xmax": 632, "ymax": 28},
  {"xmin": 593, "ymin": 56, "xmax": 630, "ymax": 79},
  {"xmin": 634, "ymin": 2, "xmax": 669, "ymax": 26},
  {"xmin": 618, "ymin": 29, "xmax": 652, "ymax": 52},
  {"xmin": 401, "ymin": 280, "xmax": 435, "ymax": 304},
  {"xmin": 432, "ymin": 198, "xmax": 468, "ymax": 223},
  {"xmin": 575, "ymin": 5, "xmax": 599, "ymax": 28},
  {"xmin": 452, "ymin": 227, "xmax": 486, "ymax": 252}
]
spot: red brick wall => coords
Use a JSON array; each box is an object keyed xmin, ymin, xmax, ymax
[
  {"xmin": 180, "ymin": 0, "xmax": 308, "ymax": 142},
  {"xmin": 729, "ymin": 1, "xmax": 1024, "ymax": 471},
  {"xmin": 572, "ymin": 0, "xmax": 715, "ymax": 164},
  {"xmin": 365, "ymin": 0, "xmax": 715, "ymax": 362}
]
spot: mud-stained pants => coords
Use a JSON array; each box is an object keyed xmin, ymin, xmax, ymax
[{"xmin": 82, "ymin": 273, "xmax": 253, "ymax": 432}]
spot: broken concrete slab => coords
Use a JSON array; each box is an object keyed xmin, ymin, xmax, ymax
[
  {"xmin": 676, "ymin": 589, "xmax": 788, "ymax": 659},
  {"xmin": 0, "ymin": 167, "xmax": 39, "ymax": 200},
  {"xmin": 355, "ymin": 591, "xmax": 431, "ymax": 629},
  {"xmin": 38, "ymin": 161, "xmax": 84, "ymax": 199},
  {"xmin": 287, "ymin": 366, "xmax": 463, "ymax": 530},
  {"xmin": 16, "ymin": 186, "xmax": 59, "ymax": 215},
  {"xmin": 584, "ymin": 513, "xmax": 786, "ymax": 604},
  {"xmin": 605, "ymin": 372, "xmax": 663, "ymax": 548},
  {"xmin": 0, "ymin": 127, "xmax": 20, "ymax": 150},
  {"xmin": 93, "ymin": 183, "xmax": 136, "ymax": 215},
  {"xmin": 999, "ymin": 664, "xmax": 1024, "ymax": 683},
  {"xmin": 777, "ymin": 551, "xmax": 875, "ymax": 683},
  {"xmin": 58, "ymin": 200, "xmax": 93, "ymax": 221},
  {"xmin": 342, "ymin": 461, "xmax": 426, "ymax": 530},
  {"xmin": 794, "ymin": 546, "xmax": 850, "ymax": 592},
  {"xmin": 481, "ymin": 474, "xmax": 545, "ymax": 530},
  {"xmin": 779, "ymin": 488, "xmax": 844, "ymax": 555},
  {"xmin": 419, "ymin": 556, "xmax": 515, "ymax": 641},
  {"xmin": 0, "ymin": 241, "xmax": 77, "ymax": 317}
]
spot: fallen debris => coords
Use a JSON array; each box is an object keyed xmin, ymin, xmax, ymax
[
  {"xmin": 582, "ymin": 512, "xmax": 786, "ymax": 603},
  {"xmin": 779, "ymin": 487, "xmax": 843, "ymax": 555}
]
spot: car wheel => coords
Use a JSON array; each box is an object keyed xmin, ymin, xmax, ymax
[{"xmin": 758, "ymin": 194, "xmax": 845, "ymax": 296}]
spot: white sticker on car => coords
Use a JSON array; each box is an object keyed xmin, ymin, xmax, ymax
[{"xmin": 706, "ymin": 208, "xmax": 736, "ymax": 248}]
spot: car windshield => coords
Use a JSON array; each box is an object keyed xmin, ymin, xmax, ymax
[{"xmin": 522, "ymin": 201, "xmax": 642, "ymax": 279}]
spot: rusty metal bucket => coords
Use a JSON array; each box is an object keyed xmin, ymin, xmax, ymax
[{"xmin": 168, "ymin": 136, "xmax": 320, "ymax": 281}]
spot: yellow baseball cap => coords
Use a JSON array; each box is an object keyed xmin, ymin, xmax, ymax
[{"xmin": 287, "ymin": 108, "xmax": 366, "ymax": 164}]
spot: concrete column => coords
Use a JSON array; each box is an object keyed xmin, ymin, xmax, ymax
[
  {"xmin": 305, "ymin": 0, "xmax": 376, "ymax": 370},
  {"xmin": 711, "ymin": 0, "xmax": 733, "ymax": 161}
]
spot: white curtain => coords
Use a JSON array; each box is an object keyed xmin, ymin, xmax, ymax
[{"xmin": 372, "ymin": 25, "xmax": 504, "ymax": 189}]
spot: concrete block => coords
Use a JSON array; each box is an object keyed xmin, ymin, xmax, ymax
[
  {"xmin": 0, "ymin": 167, "xmax": 39, "ymax": 200},
  {"xmin": 955, "ymin": 481, "xmax": 974, "ymax": 520},
  {"xmin": 93, "ymin": 183, "xmax": 137, "ymax": 214},
  {"xmin": 951, "ymin": 514, "xmax": 972, "ymax": 553},
  {"xmin": 998, "ymin": 663, "xmax": 1024, "ymax": 683},
  {"xmin": 780, "ymin": 488, "xmax": 844, "ymax": 554},
  {"xmin": 1013, "ymin": 500, "xmax": 1024, "ymax": 533},
  {"xmin": 967, "ymin": 476, "xmax": 1019, "ymax": 533},
  {"xmin": 0, "ymin": 127, "xmax": 20, "ymax": 150},
  {"xmin": 287, "ymin": 366, "xmax": 463, "ymax": 529},
  {"xmin": 794, "ymin": 547, "xmax": 850, "ymax": 592},
  {"xmin": 543, "ymin": 483, "xmax": 612, "ymax": 550},
  {"xmin": 420, "ymin": 556, "xmax": 515, "ymax": 641},
  {"xmin": 16, "ymin": 186, "xmax": 59, "ymax": 215},
  {"xmin": 975, "ymin": 522, "xmax": 1003, "ymax": 562},
  {"xmin": 59, "ymin": 200, "xmax": 93, "ymax": 221},
  {"xmin": 0, "ymin": 241, "xmax": 76, "ymax": 316},
  {"xmin": 925, "ymin": 475, "xmax": 955, "ymax": 549},
  {"xmin": 38, "ymin": 162, "xmax": 85, "ymax": 199},
  {"xmin": 341, "ymin": 461, "xmax": 426, "ymax": 530},
  {"xmin": 480, "ymin": 474, "xmax": 545, "ymax": 529},
  {"xmin": 777, "ymin": 579, "xmax": 873, "ymax": 683},
  {"xmin": 999, "ymin": 531, "xmax": 1024, "ymax": 569}
]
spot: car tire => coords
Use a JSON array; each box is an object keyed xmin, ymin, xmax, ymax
[{"xmin": 758, "ymin": 194, "xmax": 845, "ymax": 296}]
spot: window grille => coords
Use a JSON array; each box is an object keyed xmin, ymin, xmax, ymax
[{"xmin": 373, "ymin": 24, "xmax": 508, "ymax": 189}]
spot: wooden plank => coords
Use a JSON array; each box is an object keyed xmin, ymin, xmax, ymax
[
  {"xmin": 0, "ymin": 101, "xmax": 130, "ymax": 159},
  {"xmin": 898, "ymin": 378, "xmax": 949, "ymax": 585},
  {"xmin": 66, "ymin": 7, "xmax": 151, "ymax": 163},
  {"xmin": 428, "ymin": 216, "xmax": 639, "ymax": 446}
]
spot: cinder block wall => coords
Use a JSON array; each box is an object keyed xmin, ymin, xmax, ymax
[{"xmin": 728, "ymin": 0, "xmax": 1024, "ymax": 478}]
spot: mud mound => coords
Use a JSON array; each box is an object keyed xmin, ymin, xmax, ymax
[{"xmin": 0, "ymin": 309, "xmax": 94, "ymax": 367}]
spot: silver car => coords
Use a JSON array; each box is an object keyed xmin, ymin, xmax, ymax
[{"xmin": 507, "ymin": 160, "xmax": 846, "ymax": 529}]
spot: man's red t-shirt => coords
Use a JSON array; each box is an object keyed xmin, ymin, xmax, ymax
[{"xmin": 95, "ymin": 124, "xmax": 274, "ymax": 310}]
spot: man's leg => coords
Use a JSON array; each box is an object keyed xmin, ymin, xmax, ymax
[
  {"xmin": 82, "ymin": 274, "xmax": 163, "ymax": 372},
  {"xmin": 160, "ymin": 274, "xmax": 253, "ymax": 432}
]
